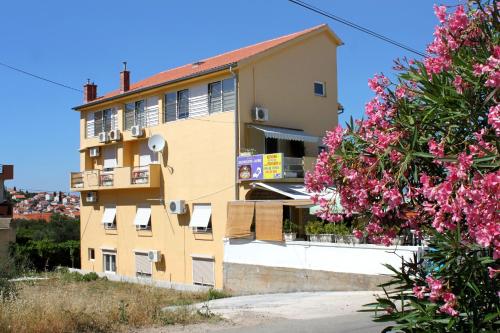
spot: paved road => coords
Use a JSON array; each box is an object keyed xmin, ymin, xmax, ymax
[
  {"xmin": 216, "ymin": 312, "xmax": 387, "ymax": 333},
  {"xmin": 188, "ymin": 291, "xmax": 391, "ymax": 333}
]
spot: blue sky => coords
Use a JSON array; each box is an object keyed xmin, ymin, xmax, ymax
[{"xmin": 0, "ymin": 0, "xmax": 456, "ymax": 191}]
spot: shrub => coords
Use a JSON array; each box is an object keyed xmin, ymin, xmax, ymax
[
  {"xmin": 305, "ymin": 221, "xmax": 324, "ymax": 235},
  {"xmin": 305, "ymin": 1, "xmax": 499, "ymax": 331}
]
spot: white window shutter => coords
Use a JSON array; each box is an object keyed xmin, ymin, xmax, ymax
[
  {"xmin": 86, "ymin": 112, "xmax": 95, "ymax": 138},
  {"xmin": 189, "ymin": 85, "xmax": 208, "ymax": 117},
  {"xmin": 103, "ymin": 146, "xmax": 117, "ymax": 169},
  {"xmin": 145, "ymin": 97, "xmax": 159, "ymax": 127},
  {"xmin": 192, "ymin": 257, "xmax": 214, "ymax": 286},
  {"xmin": 135, "ymin": 253, "xmax": 152, "ymax": 276}
]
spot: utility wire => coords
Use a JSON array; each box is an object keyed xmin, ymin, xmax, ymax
[
  {"xmin": 288, "ymin": 0, "xmax": 426, "ymax": 57},
  {"xmin": 0, "ymin": 61, "xmax": 82, "ymax": 92}
]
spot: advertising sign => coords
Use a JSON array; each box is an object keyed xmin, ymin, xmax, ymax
[{"xmin": 237, "ymin": 153, "xmax": 283, "ymax": 181}]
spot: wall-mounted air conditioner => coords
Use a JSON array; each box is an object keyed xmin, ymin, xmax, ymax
[
  {"xmin": 86, "ymin": 191, "xmax": 97, "ymax": 203},
  {"xmin": 89, "ymin": 147, "xmax": 100, "ymax": 158},
  {"xmin": 109, "ymin": 129, "xmax": 121, "ymax": 141},
  {"xmin": 98, "ymin": 132, "xmax": 109, "ymax": 143},
  {"xmin": 148, "ymin": 250, "xmax": 161, "ymax": 262},
  {"xmin": 252, "ymin": 107, "xmax": 269, "ymax": 122},
  {"xmin": 131, "ymin": 125, "xmax": 144, "ymax": 137},
  {"xmin": 168, "ymin": 200, "xmax": 186, "ymax": 214}
]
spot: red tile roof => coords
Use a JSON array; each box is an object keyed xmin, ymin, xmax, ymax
[{"xmin": 79, "ymin": 24, "xmax": 329, "ymax": 108}]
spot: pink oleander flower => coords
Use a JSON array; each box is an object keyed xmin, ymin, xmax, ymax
[
  {"xmin": 440, "ymin": 302, "xmax": 459, "ymax": 317},
  {"xmin": 488, "ymin": 105, "xmax": 500, "ymax": 136},
  {"xmin": 323, "ymin": 125, "xmax": 344, "ymax": 152},
  {"xmin": 434, "ymin": 5, "xmax": 447, "ymax": 23},
  {"xmin": 353, "ymin": 229, "xmax": 364, "ymax": 239},
  {"xmin": 488, "ymin": 267, "xmax": 499, "ymax": 279},
  {"xmin": 413, "ymin": 285, "xmax": 428, "ymax": 299},
  {"xmin": 453, "ymin": 75, "xmax": 463, "ymax": 93},
  {"xmin": 428, "ymin": 138, "xmax": 445, "ymax": 159},
  {"xmin": 425, "ymin": 276, "xmax": 444, "ymax": 302}
]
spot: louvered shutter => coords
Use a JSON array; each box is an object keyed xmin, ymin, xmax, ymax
[
  {"xmin": 145, "ymin": 97, "xmax": 159, "ymax": 127},
  {"xmin": 189, "ymin": 85, "xmax": 208, "ymax": 117},
  {"xmin": 86, "ymin": 112, "xmax": 95, "ymax": 138},
  {"xmin": 222, "ymin": 78, "xmax": 236, "ymax": 112},
  {"xmin": 135, "ymin": 253, "xmax": 152, "ymax": 276},
  {"xmin": 192, "ymin": 257, "xmax": 214, "ymax": 286}
]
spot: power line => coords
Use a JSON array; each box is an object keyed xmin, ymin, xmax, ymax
[
  {"xmin": 288, "ymin": 0, "xmax": 426, "ymax": 57},
  {"xmin": 0, "ymin": 61, "xmax": 82, "ymax": 92}
]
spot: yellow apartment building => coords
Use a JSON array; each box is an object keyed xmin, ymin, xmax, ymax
[{"xmin": 70, "ymin": 24, "xmax": 342, "ymax": 289}]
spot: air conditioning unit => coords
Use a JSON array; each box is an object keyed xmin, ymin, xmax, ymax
[
  {"xmin": 131, "ymin": 125, "xmax": 144, "ymax": 137},
  {"xmin": 109, "ymin": 129, "xmax": 121, "ymax": 141},
  {"xmin": 86, "ymin": 191, "xmax": 97, "ymax": 203},
  {"xmin": 89, "ymin": 147, "xmax": 100, "ymax": 158},
  {"xmin": 252, "ymin": 107, "xmax": 269, "ymax": 122},
  {"xmin": 148, "ymin": 250, "xmax": 161, "ymax": 262},
  {"xmin": 98, "ymin": 132, "xmax": 109, "ymax": 143},
  {"xmin": 168, "ymin": 200, "xmax": 186, "ymax": 214}
]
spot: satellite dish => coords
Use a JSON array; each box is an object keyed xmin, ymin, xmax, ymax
[{"xmin": 148, "ymin": 134, "xmax": 165, "ymax": 152}]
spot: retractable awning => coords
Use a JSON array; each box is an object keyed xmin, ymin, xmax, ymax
[
  {"xmin": 134, "ymin": 206, "xmax": 151, "ymax": 226},
  {"xmin": 189, "ymin": 204, "xmax": 212, "ymax": 228},
  {"xmin": 252, "ymin": 182, "xmax": 310, "ymax": 200},
  {"xmin": 248, "ymin": 124, "xmax": 320, "ymax": 143},
  {"xmin": 101, "ymin": 206, "xmax": 116, "ymax": 224}
]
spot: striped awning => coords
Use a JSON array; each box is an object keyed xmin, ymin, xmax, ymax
[{"xmin": 248, "ymin": 124, "xmax": 320, "ymax": 143}]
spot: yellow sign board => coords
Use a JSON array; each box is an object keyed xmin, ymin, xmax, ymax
[{"xmin": 263, "ymin": 153, "xmax": 283, "ymax": 179}]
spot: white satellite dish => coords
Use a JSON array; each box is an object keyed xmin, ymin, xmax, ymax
[{"xmin": 148, "ymin": 134, "xmax": 165, "ymax": 152}]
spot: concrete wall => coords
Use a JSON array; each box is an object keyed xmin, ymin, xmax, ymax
[
  {"xmin": 223, "ymin": 239, "xmax": 423, "ymax": 294},
  {"xmin": 0, "ymin": 219, "xmax": 15, "ymax": 261}
]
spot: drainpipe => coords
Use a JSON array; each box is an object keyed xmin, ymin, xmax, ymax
[{"xmin": 230, "ymin": 65, "xmax": 240, "ymax": 201}]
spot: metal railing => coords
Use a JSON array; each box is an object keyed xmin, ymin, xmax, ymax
[
  {"xmin": 100, "ymin": 173, "xmax": 114, "ymax": 187},
  {"xmin": 283, "ymin": 157, "xmax": 305, "ymax": 178},
  {"xmin": 70, "ymin": 172, "xmax": 84, "ymax": 188},
  {"xmin": 131, "ymin": 167, "xmax": 149, "ymax": 184}
]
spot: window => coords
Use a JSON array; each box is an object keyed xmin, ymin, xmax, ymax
[
  {"xmin": 92, "ymin": 108, "xmax": 117, "ymax": 137},
  {"xmin": 208, "ymin": 81, "xmax": 222, "ymax": 114},
  {"xmin": 134, "ymin": 205, "xmax": 152, "ymax": 230},
  {"xmin": 177, "ymin": 89, "xmax": 189, "ymax": 119},
  {"xmin": 124, "ymin": 100, "xmax": 146, "ymax": 130},
  {"xmin": 192, "ymin": 256, "xmax": 215, "ymax": 286},
  {"xmin": 314, "ymin": 81, "xmax": 326, "ymax": 96},
  {"xmin": 165, "ymin": 92, "xmax": 177, "ymax": 122},
  {"xmin": 209, "ymin": 78, "xmax": 235, "ymax": 113},
  {"xmin": 88, "ymin": 248, "xmax": 95, "ymax": 261},
  {"xmin": 135, "ymin": 252, "xmax": 152, "ymax": 278},
  {"xmin": 102, "ymin": 205, "xmax": 117, "ymax": 229},
  {"xmin": 103, "ymin": 251, "xmax": 117, "ymax": 273},
  {"xmin": 189, "ymin": 204, "xmax": 212, "ymax": 232}
]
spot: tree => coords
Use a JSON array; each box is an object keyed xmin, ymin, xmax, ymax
[{"xmin": 305, "ymin": 1, "xmax": 499, "ymax": 331}]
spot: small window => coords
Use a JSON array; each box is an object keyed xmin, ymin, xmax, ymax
[
  {"xmin": 88, "ymin": 248, "xmax": 95, "ymax": 261},
  {"xmin": 314, "ymin": 81, "xmax": 326, "ymax": 96},
  {"xmin": 103, "ymin": 252, "xmax": 117, "ymax": 273},
  {"xmin": 177, "ymin": 89, "xmax": 189, "ymax": 119},
  {"xmin": 189, "ymin": 204, "xmax": 212, "ymax": 233},
  {"xmin": 102, "ymin": 205, "xmax": 117, "ymax": 229},
  {"xmin": 134, "ymin": 205, "xmax": 152, "ymax": 231},
  {"xmin": 165, "ymin": 92, "xmax": 177, "ymax": 122},
  {"xmin": 135, "ymin": 252, "xmax": 152, "ymax": 278}
]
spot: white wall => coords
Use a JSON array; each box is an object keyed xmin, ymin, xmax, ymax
[{"xmin": 224, "ymin": 239, "xmax": 423, "ymax": 276}]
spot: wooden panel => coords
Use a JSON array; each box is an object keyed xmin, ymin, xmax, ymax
[
  {"xmin": 255, "ymin": 202, "xmax": 283, "ymax": 241},
  {"xmin": 226, "ymin": 201, "xmax": 255, "ymax": 238}
]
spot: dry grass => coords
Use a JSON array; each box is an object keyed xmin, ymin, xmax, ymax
[{"xmin": 0, "ymin": 273, "xmax": 221, "ymax": 333}]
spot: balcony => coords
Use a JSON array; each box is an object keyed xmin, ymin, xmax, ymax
[
  {"xmin": 70, "ymin": 164, "xmax": 161, "ymax": 191},
  {"xmin": 282, "ymin": 156, "xmax": 317, "ymax": 178}
]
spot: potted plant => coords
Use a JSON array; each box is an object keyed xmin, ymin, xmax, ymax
[
  {"xmin": 282, "ymin": 219, "xmax": 297, "ymax": 241},
  {"xmin": 305, "ymin": 221, "xmax": 324, "ymax": 242},
  {"xmin": 240, "ymin": 148, "xmax": 257, "ymax": 156},
  {"xmin": 331, "ymin": 223, "xmax": 350, "ymax": 243},
  {"xmin": 322, "ymin": 222, "xmax": 337, "ymax": 243}
]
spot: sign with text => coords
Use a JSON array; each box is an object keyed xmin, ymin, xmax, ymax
[{"xmin": 237, "ymin": 153, "xmax": 283, "ymax": 181}]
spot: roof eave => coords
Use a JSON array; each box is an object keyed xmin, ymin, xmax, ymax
[{"xmin": 73, "ymin": 62, "xmax": 238, "ymax": 111}]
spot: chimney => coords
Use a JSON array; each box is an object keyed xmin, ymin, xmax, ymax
[
  {"xmin": 120, "ymin": 62, "xmax": 130, "ymax": 93},
  {"xmin": 83, "ymin": 79, "xmax": 97, "ymax": 103}
]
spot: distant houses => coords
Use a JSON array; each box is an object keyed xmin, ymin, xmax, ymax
[{"xmin": 10, "ymin": 189, "xmax": 80, "ymax": 221}]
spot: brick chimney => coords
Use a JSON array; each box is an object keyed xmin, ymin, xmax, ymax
[
  {"xmin": 120, "ymin": 61, "xmax": 130, "ymax": 93},
  {"xmin": 83, "ymin": 79, "xmax": 97, "ymax": 103}
]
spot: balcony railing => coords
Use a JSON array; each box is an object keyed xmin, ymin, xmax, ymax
[
  {"xmin": 283, "ymin": 156, "xmax": 316, "ymax": 179},
  {"xmin": 70, "ymin": 164, "xmax": 160, "ymax": 191}
]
